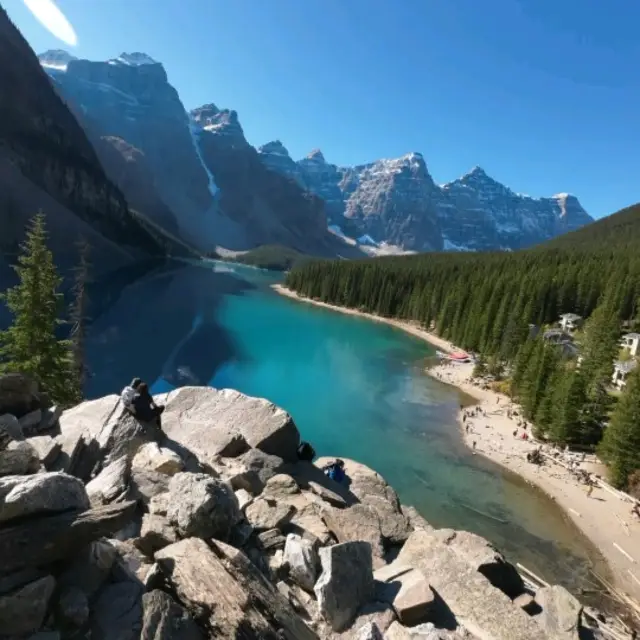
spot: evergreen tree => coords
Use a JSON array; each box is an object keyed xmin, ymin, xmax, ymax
[
  {"xmin": 599, "ymin": 366, "xmax": 640, "ymax": 488},
  {"xmin": 0, "ymin": 213, "xmax": 75, "ymax": 405},
  {"xmin": 472, "ymin": 354, "xmax": 488, "ymax": 378},
  {"xmin": 550, "ymin": 369, "xmax": 587, "ymax": 444},
  {"xmin": 68, "ymin": 238, "xmax": 91, "ymax": 404}
]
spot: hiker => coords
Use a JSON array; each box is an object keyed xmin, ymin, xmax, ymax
[
  {"xmin": 121, "ymin": 378, "xmax": 165, "ymax": 428},
  {"xmin": 472, "ymin": 440, "xmax": 477, "ymax": 450},
  {"xmin": 297, "ymin": 441, "xmax": 316, "ymax": 462},
  {"xmin": 323, "ymin": 459, "xmax": 347, "ymax": 484}
]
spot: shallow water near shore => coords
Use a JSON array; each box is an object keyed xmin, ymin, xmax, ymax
[{"xmin": 85, "ymin": 260, "xmax": 610, "ymax": 605}]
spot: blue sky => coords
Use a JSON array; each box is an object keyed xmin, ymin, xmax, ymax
[{"xmin": 5, "ymin": 0, "xmax": 640, "ymax": 218}]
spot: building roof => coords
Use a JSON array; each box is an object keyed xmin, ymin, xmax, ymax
[
  {"xmin": 623, "ymin": 332, "xmax": 640, "ymax": 340},
  {"xmin": 560, "ymin": 313, "xmax": 583, "ymax": 321},
  {"xmin": 614, "ymin": 360, "xmax": 639, "ymax": 374},
  {"xmin": 543, "ymin": 329, "xmax": 573, "ymax": 341}
]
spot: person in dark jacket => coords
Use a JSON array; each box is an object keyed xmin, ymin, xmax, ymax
[
  {"xmin": 297, "ymin": 441, "xmax": 316, "ymax": 462},
  {"xmin": 132, "ymin": 381, "xmax": 165, "ymax": 428}
]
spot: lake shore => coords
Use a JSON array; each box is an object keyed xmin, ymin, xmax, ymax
[{"xmin": 273, "ymin": 284, "xmax": 640, "ymax": 602}]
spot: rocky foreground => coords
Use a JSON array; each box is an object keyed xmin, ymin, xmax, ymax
[{"xmin": 0, "ymin": 374, "xmax": 626, "ymax": 639}]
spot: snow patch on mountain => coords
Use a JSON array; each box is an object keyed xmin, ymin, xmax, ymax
[
  {"xmin": 110, "ymin": 52, "xmax": 158, "ymax": 66},
  {"xmin": 443, "ymin": 238, "xmax": 474, "ymax": 252},
  {"xmin": 38, "ymin": 49, "xmax": 77, "ymax": 71},
  {"xmin": 188, "ymin": 121, "xmax": 218, "ymax": 197},
  {"xmin": 328, "ymin": 224, "xmax": 357, "ymax": 246}
]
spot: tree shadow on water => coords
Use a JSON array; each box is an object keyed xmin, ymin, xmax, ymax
[{"xmin": 84, "ymin": 262, "xmax": 256, "ymax": 398}]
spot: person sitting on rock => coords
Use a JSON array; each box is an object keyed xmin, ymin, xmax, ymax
[
  {"xmin": 120, "ymin": 377, "xmax": 141, "ymax": 412},
  {"xmin": 323, "ymin": 459, "xmax": 346, "ymax": 484},
  {"xmin": 133, "ymin": 381, "xmax": 165, "ymax": 428},
  {"xmin": 120, "ymin": 378, "xmax": 164, "ymax": 428},
  {"xmin": 297, "ymin": 441, "xmax": 316, "ymax": 462}
]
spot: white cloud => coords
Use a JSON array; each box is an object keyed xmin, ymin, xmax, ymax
[{"xmin": 22, "ymin": 0, "xmax": 78, "ymax": 46}]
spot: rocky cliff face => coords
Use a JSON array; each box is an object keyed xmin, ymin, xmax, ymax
[
  {"xmin": 0, "ymin": 10, "xmax": 165, "ymax": 274},
  {"xmin": 39, "ymin": 52, "xmax": 352, "ymax": 257},
  {"xmin": 39, "ymin": 50, "xmax": 216, "ymax": 250},
  {"xmin": 191, "ymin": 105, "xmax": 346, "ymax": 254},
  {"xmin": 258, "ymin": 143, "xmax": 594, "ymax": 253},
  {"xmin": 0, "ymin": 378, "xmax": 623, "ymax": 639}
]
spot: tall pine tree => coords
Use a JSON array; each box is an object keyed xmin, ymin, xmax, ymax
[
  {"xmin": 599, "ymin": 365, "xmax": 640, "ymax": 488},
  {"xmin": 0, "ymin": 213, "xmax": 76, "ymax": 406}
]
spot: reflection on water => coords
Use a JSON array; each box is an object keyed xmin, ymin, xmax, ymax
[{"xmin": 85, "ymin": 259, "xmax": 611, "ymax": 607}]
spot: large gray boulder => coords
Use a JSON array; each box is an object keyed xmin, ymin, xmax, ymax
[
  {"xmin": 315, "ymin": 457, "xmax": 411, "ymax": 544},
  {"xmin": 0, "ymin": 574, "xmax": 55, "ymax": 636},
  {"xmin": 314, "ymin": 541, "xmax": 374, "ymax": 632},
  {"xmin": 0, "ymin": 413, "xmax": 24, "ymax": 447},
  {"xmin": 374, "ymin": 563, "xmax": 435, "ymax": 627},
  {"xmin": 0, "ymin": 373, "xmax": 40, "ymax": 418},
  {"xmin": 55, "ymin": 394, "xmax": 119, "ymax": 478},
  {"xmin": 156, "ymin": 537, "xmax": 318, "ymax": 639},
  {"xmin": 57, "ymin": 585, "xmax": 90, "ymax": 628},
  {"xmin": 131, "ymin": 468, "xmax": 171, "ymax": 505},
  {"xmin": 86, "ymin": 455, "xmax": 130, "ymax": 505},
  {"xmin": 396, "ymin": 530, "xmax": 544, "ymax": 640},
  {"xmin": 321, "ymin": 503, "xmax": 385, "ymax": 565},
  {"xmin": 158, "ymin": 386, "xmax": 301, "ymax": 465},
  {"xmin": 245, "ymin": 496, "xmax": 295, "ymax": 532},
  {"xmin": 0, "ymin": 440, "xmax": 40, "ymax": 475},
  {"xmin": 283, "ymin": 533, "xmax": 319, "ymax": 592},
  {"xmin": 431, "ymin": 529, "xmax": 524, "ymax": 598},
  {"xmin": 132, "ymin": 442, "xmax": 184, "ymax": 476},
  {"xmin": 97, "ymin": 403, "xmax": 161, "ymax": 465},
  {"xmin": 0, "ymin": 472, "xmax": 89, "ymax": 523},
  {"xmin": 27, "ymin": 435, "xmax": 61, "ymax": 469},
  {"xmin": 58, "ymin": 539, "xmax": 117, "ymax": 598},
  {"xmin": 226, "ymin": 448, "xmax": 285, "ymax": 494},
  {"xmin": 91, "ymin": 579, "xmax": 143, "ymax": 640},
  {"xmin": 137, "ymin": 513, "xmax": 179, "ymax": 556},
  {"xmin": 141, "ymin": 589, "xmax": 203, "ymax": 640},
  {"xmin": 0, "ymin": 501, "xmax": 136, "ymax": 573},
  {"xmin": 166, "ymin": 472, "xmax": 240, "ymax": 540},
  {"xmin": 19, "ymin": 408, "xmax": 43, "ymax": 433},
  {"xmin": 534, "ymin": 585, "xmax": 582, "ymax": 640}
]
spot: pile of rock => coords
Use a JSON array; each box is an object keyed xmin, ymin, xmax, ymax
[{"xmin": 0, "ymin": 380, "xmax": 625, "ymax": 639}]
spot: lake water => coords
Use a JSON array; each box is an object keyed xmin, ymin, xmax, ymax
[{"xmin": 85, "ymin": 259, "xmax": 608, "ymax": 601}]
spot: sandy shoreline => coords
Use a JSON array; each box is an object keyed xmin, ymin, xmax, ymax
[{"xmin": 273, "ymin": 284, "xmax": 640, "ymax": 602}]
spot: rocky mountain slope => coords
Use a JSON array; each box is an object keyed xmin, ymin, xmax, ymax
[
  {"xmin": 0, "ymin": 11, "xmax": 168, "ymax": 277},
  {"xmin": 258, "ymin": 142, "xmax": 594, "ymax": 252},
  {"xmin": 38, "ymin": 51, "xmax": 358, "ymax": 258},
  {"xmin": 0, "ymin": 375, "xmax": 626, "ymax": 639}
]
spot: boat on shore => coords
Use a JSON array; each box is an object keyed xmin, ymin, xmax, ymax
[{"xmin": 436, "ymin": 350, "xmax": 474, "ymax": 363}]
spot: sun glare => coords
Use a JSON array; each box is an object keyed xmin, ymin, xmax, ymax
[{"xmin": 22, "ymin": 0, "xmax": 78, "ymax": 46}]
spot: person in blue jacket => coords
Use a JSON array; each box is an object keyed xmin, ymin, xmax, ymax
[{"xmin": 324, "ymin": 459, "xmax": 346, "ymax": 484}]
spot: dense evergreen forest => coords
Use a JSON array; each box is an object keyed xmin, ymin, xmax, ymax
[{"xmin": 286, "ymin": 203, "xmax": 640, "ymax": 489}]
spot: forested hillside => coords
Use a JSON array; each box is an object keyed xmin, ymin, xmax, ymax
[
  {"xmin": 542, "ymin": 202, "xmax": 640, "ymax": 251},
  {"xmin": 285, "ymin": 202, "xmax": 640, "ymax": 489}
]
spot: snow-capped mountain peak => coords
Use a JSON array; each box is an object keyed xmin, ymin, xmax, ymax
[
  {"xmin": 306, "ymin": 149, "xmax": 327, "ymax": 163},
  {"xmin": 38, "ymin": 49, "xmax": 77, "ymax": 71},
  {"xmin": 258, "ymin": 140, "xmax": 291, "ymax": 157},
  {"xmin": 109, "ymin": 52, "xmax": 158, "ymax": 66}
]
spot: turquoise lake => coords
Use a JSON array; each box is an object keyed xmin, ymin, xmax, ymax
[{"xmin": 85, "ymin": 259, "xmax": 608, "ymax": 600}]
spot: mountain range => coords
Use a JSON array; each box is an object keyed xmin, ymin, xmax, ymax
[
  {"xmin": 36, "ymin": 50, "xmax": 351, "ymax": 258},
  {"xmin": 0, "ymin": 13, "xmax": 595, "ymax": 271},
  {"xmin": 258, "ymin": 143, "xmax": 594, "ymax": 252}
]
